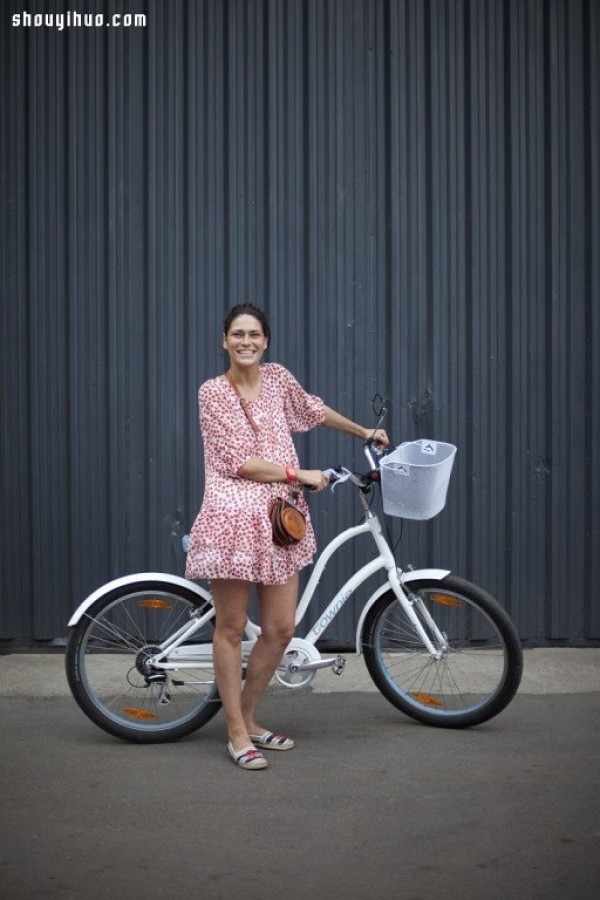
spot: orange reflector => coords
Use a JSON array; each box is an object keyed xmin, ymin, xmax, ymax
[
  {"xmin": 411, "ymin": 693, "xmax": 444, "ymax": 708},
  {"xmin": 123, "ymin": 708, "xmax": 158, "ymax": 720},
  {"xmin": 431, "ymin": 593, "xmax": 462, "ymax": 608},
  {"xmin": 137, "ymin": 598, "xmax": 173, "ymax": 609}
]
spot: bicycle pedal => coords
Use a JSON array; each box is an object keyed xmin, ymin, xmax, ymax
[{"xmin": 332, "ymin": 655, "xmax": 346, "ymax": 676}]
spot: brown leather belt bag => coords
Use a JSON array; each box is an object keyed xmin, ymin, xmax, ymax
[{"xmin": 270, "ymin": 496, "xmax": 307, "ymax": 546}]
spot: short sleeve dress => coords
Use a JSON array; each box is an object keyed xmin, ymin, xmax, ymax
[{"xmin": 184, "ymin": 363, "xmax": 326, "ymax": 585}]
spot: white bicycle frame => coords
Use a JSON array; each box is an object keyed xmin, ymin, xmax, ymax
[{"xmin": 69, "ymin": 478, "xmax": 451, "ymax": 682}]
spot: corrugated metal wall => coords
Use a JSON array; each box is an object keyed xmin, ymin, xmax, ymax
[{"xmin": 1, "ymin": 0, "xmax": 598, "ymax": 646}]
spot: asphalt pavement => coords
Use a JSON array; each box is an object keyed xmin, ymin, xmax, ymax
[{"xmin": 1, "ymin": 650, "xmax": 599, "ymax": 900}]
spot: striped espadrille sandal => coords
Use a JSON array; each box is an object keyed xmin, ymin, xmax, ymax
[
  {"xmin": 249, "ymin": 731, "xmax": 295, "ymax": 751},
  {"xmin": 227, "ymin": 742, "xmax": 268, "ymax": 770}
]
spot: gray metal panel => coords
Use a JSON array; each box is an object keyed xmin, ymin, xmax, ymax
[{"xmin": 0, "ymin": 0, "xmax": 598, "ymax": 645}]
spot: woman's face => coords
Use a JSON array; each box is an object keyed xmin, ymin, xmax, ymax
[{"xmin": 223, "ymin": 314, "xmax": 269, "ymax": 368}]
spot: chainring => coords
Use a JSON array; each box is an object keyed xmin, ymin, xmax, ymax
[{"xmin": 275, "ymin": 638, "xmax": 322, "ymax": 689}]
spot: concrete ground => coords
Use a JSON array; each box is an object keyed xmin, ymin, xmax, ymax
[{"xmin": 1, "ymin": 650, "xmax": 599, "ymax": 899}]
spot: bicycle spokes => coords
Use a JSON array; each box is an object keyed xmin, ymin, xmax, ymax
[
  {"xmin": 66, "ymin": 584, "xmax": 221, "ymax": 742},
  {"xmin": 362, "ymin": 577, "xmax": 522, "ymax": 727}
]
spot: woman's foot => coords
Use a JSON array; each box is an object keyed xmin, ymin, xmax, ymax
[
  {"xmin": 227, "ymin": 741, "xmax": 268, "ymax": 770},
  {"xmin": 249, "ymin": 730, "xmax": 295, "ymax": 751}
]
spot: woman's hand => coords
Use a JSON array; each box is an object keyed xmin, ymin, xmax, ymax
[
  {"xmin": 368, "ymin": 428, "xmax": 391, "ymax": 448},
  {"xmin": 297, "ymin": 469, "xmax": 330, "ymax": 492}
]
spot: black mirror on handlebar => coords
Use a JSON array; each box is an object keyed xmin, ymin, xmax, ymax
[
  {"xmin": 372, "ymin": 393, "xmax": 388, "ymax": 420},
  {"xmin": 363, "ymin": 393, "xmax": 391, "ymax": 471}
]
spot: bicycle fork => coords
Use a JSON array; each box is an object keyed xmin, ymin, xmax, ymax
[
  {"xmin": 360, "ymin": 494, "xmax": 448, "ymax": 660},
  {"xmin": 388, "ymin": 569, "xmax": 448, "ymax": 659}
]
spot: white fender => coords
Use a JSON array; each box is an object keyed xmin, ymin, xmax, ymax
[
  {"xmin": 67, "ymin": 572, "xmax": 212, "ymax": 627},
  {"xmin": 354, "ymin": 568, "xmax": 451, "ymax": 654}
]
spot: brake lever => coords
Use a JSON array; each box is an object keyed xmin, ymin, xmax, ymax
[{"xmin": 322, "ymin": 466, "xmax": 352, "ymax": 492}]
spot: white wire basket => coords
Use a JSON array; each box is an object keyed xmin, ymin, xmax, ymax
[{"xmin": 380, "ymin": 440, "xmax": 457, "ymax": 520}]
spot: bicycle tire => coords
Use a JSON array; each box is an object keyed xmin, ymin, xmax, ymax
[
  {"xmin": 65, "ymin": 579, "xmax": 221, "ymax": 743},
  {"xmin": 361, "ymin": 575, "xmax": 523, "ymax": 728}
]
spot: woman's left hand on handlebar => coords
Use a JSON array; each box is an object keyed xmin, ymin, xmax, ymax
[{"xmin": 369, "ymin": 428, "xmax": 391, "ymax": 447}]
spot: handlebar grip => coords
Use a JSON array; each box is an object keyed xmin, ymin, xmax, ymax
[{"xmin": 365, "ymin": 437, "xmax": 391, "ymax": 451}]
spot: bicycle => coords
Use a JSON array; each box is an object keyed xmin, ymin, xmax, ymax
[{"xmin": 65, "ymin": 416, "xmax": 523, "ymax": 743}]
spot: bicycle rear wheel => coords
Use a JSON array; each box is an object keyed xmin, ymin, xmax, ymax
[
  {"xmin": 66, "ymin": 579, "xmax": 221, "ymax": 743},
  {"xmin": 362, "ymin": 576, "xmax": 523, "ymax": 728}
]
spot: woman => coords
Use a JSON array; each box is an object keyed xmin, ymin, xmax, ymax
[{"xmin": 185, "ymin": 304, "xmax": 389, "ymax": 770}]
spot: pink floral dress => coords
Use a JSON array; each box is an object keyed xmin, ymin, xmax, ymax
[{"xmin": 185, "ymin": 363, "xmax": 326, "ymax": 585}]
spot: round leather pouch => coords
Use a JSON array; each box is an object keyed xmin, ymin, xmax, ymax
[{"xmin": 270, "ymin": 496, "xmax": 307, "ymax": 546}]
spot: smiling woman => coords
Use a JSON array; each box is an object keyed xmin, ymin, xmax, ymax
[
  {"xmin": 184, "ymin": 303, "xmax": 389, "ymax": 769},
  {"xmin": 222, "ymin": 306, "xmax": 270, "ymax": 374}
]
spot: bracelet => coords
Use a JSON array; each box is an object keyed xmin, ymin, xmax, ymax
[{"xmin": 285, "ymin": 465, "xmax": 297, "ymax": 484}]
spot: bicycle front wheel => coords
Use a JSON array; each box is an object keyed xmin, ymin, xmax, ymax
[
  {"xmin": 66, "ymin": 580, "xmax": 221, "ymax": 743},
  {"xmin": 362, "ymin": 576, "xmax": 523, "ymax": 728}
]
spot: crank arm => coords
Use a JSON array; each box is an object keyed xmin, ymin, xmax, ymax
[{"xmin": 289, "ymin": 655, "xmax": 346, "ymax": 674}]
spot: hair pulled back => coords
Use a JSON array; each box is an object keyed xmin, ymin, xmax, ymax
[{"xmin": 223, "ymin": 304, "xmax": 271, "ymax": 342}]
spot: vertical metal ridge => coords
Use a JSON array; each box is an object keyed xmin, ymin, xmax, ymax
[{"xmin": 584, "ymin": 0, "xmax": 600, "ymax": 638}]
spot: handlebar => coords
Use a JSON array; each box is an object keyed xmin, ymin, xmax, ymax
[
  {"xmin": 322, "ymin": 440, "xmax": 392, "ymax": 492},
  {"xmin": 363, "ymin": 436, "xmax": 389, "ymax": 470},
  {"xmin": 321, "ymin": 466, "xmax": 360, "ymax": 488}
]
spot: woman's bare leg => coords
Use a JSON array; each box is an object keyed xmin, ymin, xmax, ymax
[
  {"xmin": 211, "ymin": 574, "xmax": 298, "ymax": 751},
  {"xmin": 241, "ymin": 573, "xmax": 298, "ymax": 736},
  {"xmin": 210, "ymin": 578, "xmax": 252, "ymax": 751}
]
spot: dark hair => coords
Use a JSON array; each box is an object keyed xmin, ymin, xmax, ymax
[{"xmin": 223, "ymin": 304, "xmax": 271, "ymax": 341}]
